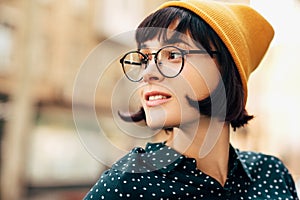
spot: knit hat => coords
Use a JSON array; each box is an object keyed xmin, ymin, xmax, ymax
[{"xmin": 159, "ymin": 0, "xmax": 274, "ymax": 103}]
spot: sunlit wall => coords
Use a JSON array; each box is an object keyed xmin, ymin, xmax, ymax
[{"xmin": 232, "ymin": 0, "xmax": 300, "ymax": 189}]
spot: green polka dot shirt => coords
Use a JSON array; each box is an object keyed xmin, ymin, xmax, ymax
[{"xmin": 84, "ymin": 142, "xmax": 299, "ymax": 199}]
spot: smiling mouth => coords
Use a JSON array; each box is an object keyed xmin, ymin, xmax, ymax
[
  {"xmin": 148, "ymin": 95, "xmax": 169, "ymax": 101},
  {"xmin": 145, "ymin": 92, "xmax": 171, "ymax": 107}
]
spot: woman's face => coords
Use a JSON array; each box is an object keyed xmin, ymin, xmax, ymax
[{"xmin": 138, "ymin": 35, "xmax": 221, "ymax": 130}]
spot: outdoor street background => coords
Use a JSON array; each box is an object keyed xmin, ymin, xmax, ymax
[{"xmin": 0, "ymin": 0, "xmax": 299, "ymax": 199}]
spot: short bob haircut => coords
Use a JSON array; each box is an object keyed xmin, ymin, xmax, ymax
[{"xmin": 119, "ymin": 7, "xmax": 253, "ymax": 131}]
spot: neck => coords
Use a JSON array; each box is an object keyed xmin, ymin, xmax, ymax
[{"xmin": 165, "ymin": 117, "xmax": 230, "ymax": 186}]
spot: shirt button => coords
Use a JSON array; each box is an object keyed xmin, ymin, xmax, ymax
[
  {"xmin": 226, "ymin": 191, "xmax": 231, "ymax": 196},
  {"xmin": 223, "ymin": 188, "xmax": 231, "ymax": 197}
]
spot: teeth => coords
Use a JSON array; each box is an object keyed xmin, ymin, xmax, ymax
[{"xmin": 148, "ymin": 95, "xmax": 167, "ymax": 101}]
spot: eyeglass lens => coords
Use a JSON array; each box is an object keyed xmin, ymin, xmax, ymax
[{"xmin": 121, "ymin": 46, "xmax": 184, "ymax": 82}]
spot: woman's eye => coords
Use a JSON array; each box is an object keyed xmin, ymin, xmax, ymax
[{"xmin": 168, "ymin": 52, "xmax": 182, "ymax": 60}]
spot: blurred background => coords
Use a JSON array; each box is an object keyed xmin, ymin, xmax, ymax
[{"xmin": 0, "ymin": 0, "xmax": 299, "ymax": 199}]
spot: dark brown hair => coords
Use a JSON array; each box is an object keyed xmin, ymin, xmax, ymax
[{"xmin": 119, "ymin": 7, "xmax": 253, "ymax": 130}]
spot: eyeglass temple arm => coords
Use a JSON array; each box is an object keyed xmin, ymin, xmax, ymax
[
  {"xmin": 122, "ymin": 60, "xmax": 142, "ymax": 66},
  {"xmin": 184, "ymin": 49, "xmax": 219, "ymax": 55}
]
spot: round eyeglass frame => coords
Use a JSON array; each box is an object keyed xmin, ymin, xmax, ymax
[{"xmin": 119, "ymin": 45, "xmax": 218, "ymax": 82}]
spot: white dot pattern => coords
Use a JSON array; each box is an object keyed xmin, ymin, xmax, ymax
[{"xmin": 84, "ymin": 142, "xmax": 299, "ymax": 199}]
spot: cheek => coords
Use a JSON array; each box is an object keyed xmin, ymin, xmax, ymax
[
  {"xmin": 140, "ymin": 80, "xmax": 202, "ymax": 129},
  {"xmin": 139, "ymin": 57, "xmax": 220, "ymax": 128},
  {"xmin": 181, "ymin": 58, "xmax": 220, "ymax": 100}
]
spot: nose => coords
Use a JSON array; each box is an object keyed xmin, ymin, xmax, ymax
[{"xmin": 142, "ymin": 59, "xmax": 164, "ymax": 83}]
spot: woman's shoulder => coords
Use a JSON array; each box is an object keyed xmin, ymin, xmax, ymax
[
  {"xmin": 84, "ymin": 163, "xmax": 173, "ymax": 199},
  {"xmin": 83, "ymin": 168, "xmax": 141, "ymax": 199},
  {"xmin": 235, "ymin": 148, "xmax": 299, "ymax": 199},
  {"xmin": 236, "ymin": 148, "xmax": 286, "ymax": 169},
  {"xmin": 235, "ymin": 148, "xmax": 294, "ymax": 183},
  {"xmin": 83, "ymin": 142, "xmax": 185, "ymax": 199}
]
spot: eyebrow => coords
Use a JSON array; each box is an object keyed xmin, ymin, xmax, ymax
[
  {"xmin": 139, "ymin": 43, "xmax": 148, "ymax": 49},
  {"xmin": 162, "ymin": 37, "xmax": 191, "ymax": 47}
]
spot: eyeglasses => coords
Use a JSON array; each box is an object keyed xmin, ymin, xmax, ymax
[{"xmin": 120, "ymin": 45, "xmax": 218, "ymax": 82}]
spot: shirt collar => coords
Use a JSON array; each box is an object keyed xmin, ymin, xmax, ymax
[
  {"xmin": 145, "ymin": 142, "xmax": 254, "ymax": 181},
  {"xmin": 229, "ymin": 144, "xmax": 253, "ymax": 181},
  {"xmin": 111, "ymin": 142, "xmax": 186, "ymax": 174},
  {"xmin": 112, "ymin": 142, "xmax": 253, "ymax": 182},
  {"xmin": 144, "ymin": 142, "xmax": 186, "ymax": 173}
]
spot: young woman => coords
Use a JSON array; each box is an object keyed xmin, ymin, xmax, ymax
[{"xmin": 84, "ymin": 0, "xmax": 299, "ymax": 199}]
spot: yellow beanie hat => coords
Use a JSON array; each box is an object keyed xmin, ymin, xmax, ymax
[{"xmin": 159, "ymin": 0, "xmax": 274, "ymax": 103}]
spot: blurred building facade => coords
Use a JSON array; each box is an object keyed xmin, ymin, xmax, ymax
[
  {"xmin": 0, "ymin": 0, "xmax": 299, "ymax": 200},
  {"xmin": 0, "ymin": 0, "xmax": 166, "ymax": 199}
]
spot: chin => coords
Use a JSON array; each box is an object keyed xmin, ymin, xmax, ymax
[
  {"xmin": 143, "ymin": 106, "xmax": 182, "ymax": 130},
  {"xmin": 145, "ymin": 117, "xmax": 179, "ymax": 130},
  {"xmin": 145, "ymin": 118, "xmax": 165, "ymax": 130}
]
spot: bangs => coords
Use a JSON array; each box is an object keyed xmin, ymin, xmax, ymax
[
  {"xmin": 135, "ymin": 7, "xmax": 213, "ymax": 53},
  {"xmin": 135, "ymin": 7, "xmax": 193, "ymax": 47}
]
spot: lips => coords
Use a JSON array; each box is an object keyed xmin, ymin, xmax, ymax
[{"xmin": 144, "ymin": 91, "xmax": 172, "ymax": 107}]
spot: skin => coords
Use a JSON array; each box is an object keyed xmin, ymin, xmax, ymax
[{"xmin": 138, "ymin": 36, "xmax": 230, "ymax": 186}]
